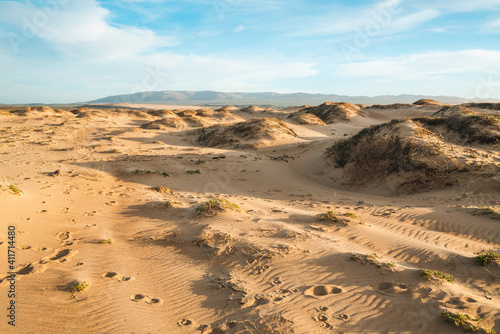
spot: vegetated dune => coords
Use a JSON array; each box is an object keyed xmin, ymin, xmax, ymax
[
  {"xmin": 413, "ymin": 99, "xmax": 449, "ymax": 106},
  {"xmin": 181, "ymin": 114, "xmax": 212, "ymax": 127},
  {"xmin": 289, "ymin": 113, "xmax": 326, "ymax": 125},
  {"xmin": 196, "ymin": 108, "xmax": 215, "ymax": 117},
  {"xmin": 432, "ymin": 105, "xmax": 477, "ymax": 117},
  {"xmin": 176, "ymin": 110, "xmax": 198, "ymax": 117},
  {"xmin": 367, "ymin": 103, "xmax": 415, "ymax": 110},
  {"xmin": 215, "ymin": 106, "xmax": 239, "ymax": 113},
  {"xmin": 141, "ymin": 117, "xmax": 188, "ymax": 129},
  {"xmin": 325, "ymin": 114, "xmax": 500, "ymax": 193},
  {"xmin": 462, "ymin": 102, "xmax": 500, "ymax": 111},
  {"xmin": 414, "ymin": 113, "xmax": 500, "ymax": 144},
  {"xmin": 74, "ymin": 108, "xmax": 153, "ymax": 119},
  {"xmin": 146, "ymin": 109, "xmax": 177, "ymax": 118},
  {"xmin": 197, "ymin": 118, "xmax": 298, "ymax": 148},
  {"xmin": 291, "ymin": 102, "xmax": 364, "ymax": 123},
  {"xmin": 239, "ymin": 105, "xmax": 264, "ymax": 113}
]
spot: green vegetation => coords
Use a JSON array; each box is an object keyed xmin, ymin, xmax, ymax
[
  {"xmin": 319, "ymin": 211, "xmax": 357, "ymax": 225},
  {"xmin": 187, "ymin": 169, "xmax": 201, "ymax": 174},
  {"xmin": 477, "ymin": 207, "xmax": 497, "ymax": 215},
  {"xmin": 476, "ymin": 251, "xmax": 500, "ymax": 266},
  {"xmin": 8, "ymin": 185, "xmax": 23, "ymax": 195},
  {"xmin": 99, "ymin": 238, "xmax": 113, "ymax": 244},
  {"xmin": 132, "ymin": 169, "xmax": 169, "ymax": 177},
  {"xmin": 319, "ymin": 210, "xmax": 339, "ymax": 221},
  {"xmin": 420, "ymin": 269, "xmax": 455, "ymax": 283},
  {"xmin": 70, "ymin": 281, "xmax": 89, "ymax": 292},
  {"xmin": 196, "ymin": 198, "xmax": 241, "ymax": 216},
  {"xmin": 442, "ymin": 310, "xmax": 495, "ymax": 333}
]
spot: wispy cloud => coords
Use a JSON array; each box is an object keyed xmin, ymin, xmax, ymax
[{"xmin": 338, "ymin": 50, "xmax": 500, "ymax": 78}]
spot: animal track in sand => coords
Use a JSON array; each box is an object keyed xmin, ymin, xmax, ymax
[
  {"xmin": 305, "ymin": 285, "xmax": 342, "ymax": 298},
  {"xmin": 56, "ymin": 231, "xmax": 71, "ymax": 241},
  {"xmin": 130, "ymin": 294, "xmax": 163, "ymax": 305},
  {"xmin": 375, "ymin": 282, "xmax": 408, "ymax": 294},
  {"xmin": 177, "ymin": 319, "xmax": 195, "ymax": 327}
]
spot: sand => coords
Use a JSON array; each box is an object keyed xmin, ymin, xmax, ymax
[{"xmin": 0, "ymin": 102, "xmax": 499, "ymax": 333}]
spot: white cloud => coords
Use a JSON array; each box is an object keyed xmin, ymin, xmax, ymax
[
  {"xmin": 338, "ymin": 50, "xmax": 500, "ymax": 78},
  {"xmin": 1, "ymin": 0, "xmax": 174, "ymax": 59}
]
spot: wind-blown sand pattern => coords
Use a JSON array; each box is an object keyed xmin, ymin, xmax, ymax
[{"xmin": 0, "ymin": 102, "xmax": 499, "ymax": 333}]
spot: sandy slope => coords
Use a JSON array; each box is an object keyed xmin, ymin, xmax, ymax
[{"xmin": 0, "ymin": 104, "xmax": 499, "ymax": 334}]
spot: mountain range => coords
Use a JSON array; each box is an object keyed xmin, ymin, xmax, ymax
[{"xmin": 87, "ymin": 90, "xmax": 498, "ymax": 107}]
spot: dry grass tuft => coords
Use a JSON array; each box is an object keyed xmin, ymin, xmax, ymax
[{"xmin": 196, "ymin": 198, "xmax": 242, "ymax": 216}]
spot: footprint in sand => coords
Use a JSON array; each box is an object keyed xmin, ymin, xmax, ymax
[
  {"xmin": 49, "ymin": 249, "xmax": 77, "ymax": 263},
  {"xmin": 441, "ymin": 296, "xmax": 477, "ymax": 309},
  {"xmin": 16, "ymin": 262, "xmax": 48, "ymax": 276},
  {"xmin": 130, "ymin": 294, "xmax": 163, "ymax": 305},
  {"xmin": 101, "ymin": 272, "xmax": 135, "ymax": 282},
  {"xmin": 375, "ymin": 282, "xmax": 408, "ymax": 295},
  {"xmin": 305, "ymin": 285, "xmax": 342, "ymax": 298}
]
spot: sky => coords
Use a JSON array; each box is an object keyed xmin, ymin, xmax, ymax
[{"xmin": 1, "ymin": 0, "xmax": 500, "ymax": 103}]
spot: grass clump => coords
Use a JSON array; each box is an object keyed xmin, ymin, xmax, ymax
[
  {"xmin": 132, "ymin": 169, "xmax": 169, "ymax": 177},
  {"xmin": 149, "ymin": 186, "xmax": 174, "ymax": 194},
  {"xmin": 442, "ymin": 310, "xmax": 495, "ymax": 333},
  {"xmin": 98, "ymin": 238, "xmax": 113, "ymax": 244},
  {"xmin": 318, "ymin": 211, "xmax": 357, "ymax": 225},
  {"xmin": 187, "ymin": 169, "xmax": 201, "ymax": 174},
  {"xmin": 476, "ymin": 251, "xmax": 500, "ymax": 266},
  {"xmin": 476, "ymin": 207, "xmax": 498, "ymax": 215},
  {"xmin": 420, "ymin": 269, "xmax": 455, "ymax": 283},
  {"xmin": 70, "ymin": 281, "xmax": 89, "ymax": 292},
  {"xmin": 196, "ymin": 198, "xmax": 241, "ymax": 216},
  {"xmin": 8, "ymin": 185, "xmax": 23, "ymax": 195}
]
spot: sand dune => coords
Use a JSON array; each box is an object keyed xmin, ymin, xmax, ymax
[{"xmin": 0, "ymin": 102, "xmax": 499, "ymax": 334}]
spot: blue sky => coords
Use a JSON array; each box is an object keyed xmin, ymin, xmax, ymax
[{"xmin": 1, "ymin": 0, "xmax": 500, "ymax": 103}]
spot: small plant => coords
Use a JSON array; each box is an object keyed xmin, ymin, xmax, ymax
[
  {"xmin": 318, "ymin": 211, "xmax": 354, "ymax": 226},
  {"xmin": 99, "ymin": 238, "xmax": 113, "ymax": 244},
  {"xmin": 165, "ymin": 200, "xmax": 174, "ymax": 208},
  {"xmin": 195, "ymin": 159, "xmax": 206, "ymax": 164},
  {"xmin": 70, "ymin": 281, "xmax": 89, "ymax": 292},
  {"xmin": 477, "ymin": 207, "xmax": 497, "ymax": 215},
  {"xmin": 8, "ymin": 185, "xmax": 23, "ymax": 195},
  {"xmin": 187, "ymin": 169, "xmax": 201, "ymax": 174},
  {"xmin": 149, "ymin": 186, "xmax": 174, "ymax": 194},
  {"xmin": 476, "ymin": 251, "xmax": 500, "ymax": 266},
  {"xmin": 420, "ymin": 269, "xmax": 455, "ymax": 283},
  {"xmin": 386, "ymin": 262, "xmax": 396, "ymax": 268},
  {"xmin": 319, "ymin": 210, "xmax": 339, "ymax": 221},
  {"xmin": 196, "ymin": 198, "xmax": 241, "ymax": 216},
  {"xmin": 469, "ymin": 153, "xmax": 478, "ymax": 159},
  {"xmin": 351, "ymin": 253, "xmax": 365, "ymax": 264},
  {"xmin": 442, "ymin": 310, "xmax": 494, "ymax": 333}
]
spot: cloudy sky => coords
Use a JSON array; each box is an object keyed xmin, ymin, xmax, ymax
[{"xmin": 1, "ymin": 0, "xmax": 500, "ymax": 103}]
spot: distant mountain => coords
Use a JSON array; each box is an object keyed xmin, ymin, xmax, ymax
[{"xmin": 87, "ymin": 90, "xmax": 498, "ymax": 107}]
